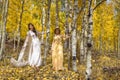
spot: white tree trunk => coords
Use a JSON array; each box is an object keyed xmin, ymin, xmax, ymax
[
  {"xmin": 65, "ymin": 1, "xmax": 68, "ymax": 41},
  {"xmin": 44, "ymin": 0, "xmax": 51, "ymax": 65},
  {"xmin": 41, "ymin": 0, "xmax": 46, "ymax": 65},
  {"xmin": 0, "ymin": 24, "xmax": 1, "ymax": 42},
  {"xmin": 84, "ymin": 16, "xmax": 88, "ymax": 62},
  {"xmin": 72, "ymin": 28, "xmax": 77, "ymax": 72},
  {"xmin": 56, "ymin": 0, "xmax": 59, "ymax": 28},
  {"xmin": 64, "ymin": 0, "xmax": 69, "ymax": 50},
  {"xmin": 17, "ymin": 0, "xmax": 24, "ymax": 52},
  {"xmin": 13, "ymin": 31, "xmax": 17, "ymax": 51},
  {"xmin": 41, "ymin": 0, "xmax": 46, "ymax": 44},
  {"xmin": 0, "ymin": 0, "xmax": 8, "ymax": 60},
  {"xmin": 86, "ymin": 0, "xmax": 93, "ymax": 79},
  {"xmin": 64, "ymin": 0, "xmax": 73, "ymax": 52},
  {"xmin": 0, "ymin": 1, "xmax": 2, "ymax": 41},
  {"xmin": 80, "ymin": 8, "xmax": 87, "ymax": 63},
  {"xmin": 0, "ymin": 21, "xmax": 2, "ymax": 43},
  {"xmin": 71, "ymin": 0, "xmax": 78, "ymax": 72},
  {"xmin": 68, "ymin": 0, "xmax": 73, "ymax": 70}
]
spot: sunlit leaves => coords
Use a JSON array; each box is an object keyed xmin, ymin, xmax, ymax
[{"xmin": 93, "ymin": 2, "xmax": 117, "ymax": 51}]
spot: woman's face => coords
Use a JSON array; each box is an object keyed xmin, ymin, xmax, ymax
[
  {"xmin": 56, "ymin": 29, "xmax": 60, "ymax": 35},
  {"xmin": 29, "ymin": 24, "xmax": 34, "ymax": 30}
]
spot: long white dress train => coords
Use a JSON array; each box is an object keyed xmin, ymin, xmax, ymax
[{"xmin": 11, "ymin": 30, "xmax": 42, "ymax": 67}]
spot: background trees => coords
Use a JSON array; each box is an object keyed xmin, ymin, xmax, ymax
[
  {"xmin": 0, "ymin": 0, "xmax": 120, "ymax": 79},
  {"xmin": 0, "ymin": 0, "xmax": 9, "ymax": 60}
]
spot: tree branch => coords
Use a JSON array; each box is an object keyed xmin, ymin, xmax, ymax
[{"xmin": 93, "ymin": 0, "xmax": 106, "ymax": 11}]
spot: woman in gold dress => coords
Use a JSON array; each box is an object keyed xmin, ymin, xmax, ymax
[{"xmin": 51, "ymin": 28, "xmax": 69, "ymax": 71}]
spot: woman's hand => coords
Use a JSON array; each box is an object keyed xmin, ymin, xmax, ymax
[{"xmin": 62, "ymin": 34, "xmax": 71, "ymax": 40}]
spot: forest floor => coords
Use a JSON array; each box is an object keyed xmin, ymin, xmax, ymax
[{"xmin": 0, "ymin": 44, "xmax": 120, "ymax": 80}]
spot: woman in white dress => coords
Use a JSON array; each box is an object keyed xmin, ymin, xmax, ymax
[{"xmin": 11, "ymin": 23, "xmax": 42, "ymax": 67}]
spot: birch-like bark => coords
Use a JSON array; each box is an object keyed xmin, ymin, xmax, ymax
[
  {"xmin": 72, "ymin": 27, "xmax": 77, "ymax": 72},
  {"xmin": 80, "ymin": 18, "xmax": 84, "ymax": 62},
  {"xmin": 17, "ymin": 0, "xmax": 24, "ymax": 52},
  {"xmin": 86, "ymin": 0, "xmax": 92, "ymax": 79},
  {"xmin": 0, "ymin": 0, "xmax": 5, "ymax": 59},
  {"xmin": 41, "ymin": 0, "xmax": 46, "ymax": 65},
  {"xmin": 56, "ymin": 0, "xmax": 59, "ymax": 28},
  {"xmin": 80, "ymin": 8, "xmax": 87, "ymax": 63},
  {"xmin": 13, "ymin": 32, "xmax": 17, "ymax": 51},
  {"xmin": 68, "ymin": 0, "xmax": 73, "ymax": 70},
  {"xmin": 71, "ymin": 0, "xmax": 78, "ymax": 72},
  {"xmin": 65, "ymin": 0, "xmax": 71, "ymax": 70},
  {"xmin": 0, "ymin": 0, "xmax": 8, "ymax": 60},
  {"xmin": 85, "ymin": 0, "xmax": 106, "ymax": 79},
  {"xmin": 80, "ymin": 0, "xmax": 87, "ymax": 63},
  {"xmin": 64, "ymin": 0, "xmax": 69, "ymax": 50},
  {"xmin": 83, "ymin": 1, "xmax": 88, "ymax": 62},
  {"xmin": 0, "ymin": 23, "xmax": 1, "ymax": 42},
  {"xmin": 0, "ymin": 25, "xmax": 1, "ymax": 41},
  {"xmin": 41, "ymin": 0, "xmax": 46, "ymax": 44},
  {"xmin": 44, "ymin": 0, "xmax": 51, "ymax": 65},
  {"xmin": 84, "ymin": 15, "xmax": 88, "ymax": 63},
  {"xmin": 0, "ymin": 2, "xmax": 3, "ymax": 42}
]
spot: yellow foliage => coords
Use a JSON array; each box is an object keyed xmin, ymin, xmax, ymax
[{"xmin": 93, "ymin": 2, "xmax": 117, "ymax": 51}]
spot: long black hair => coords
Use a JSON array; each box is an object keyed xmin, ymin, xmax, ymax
[{"xmin": 28, "ymin": 23, "xmax": 37, "ymax": 36}]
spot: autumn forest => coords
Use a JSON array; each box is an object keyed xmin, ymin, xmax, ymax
[{"xmin": 0, "ymin": 0, "xmax": 120, "ymax": 80}]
